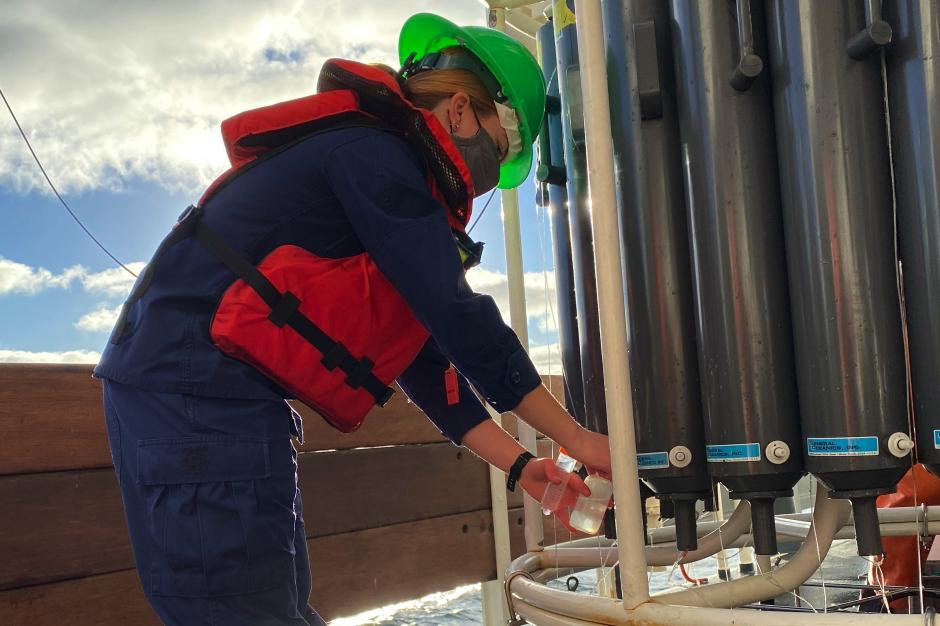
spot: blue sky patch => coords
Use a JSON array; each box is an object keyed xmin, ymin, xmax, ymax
[
  {"xmin": 0, "ymin": 1, "xmax": 560, "ymax": 370},
  {"xmin": 264, "ymin": 48, "xmax": 305, "ymax": 64}
]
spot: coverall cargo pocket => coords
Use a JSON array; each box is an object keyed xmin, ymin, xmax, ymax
[{"xmin": 137, "ymin": 436, "xmax": 297, "ymax": 598}]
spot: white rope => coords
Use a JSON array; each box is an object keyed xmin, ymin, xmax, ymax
[
  {"xmin": 809, "ymin": 478, "xmax": 829, "ymax": 612},
  {"xmin": 716, "ymin": 486, "xmax": 734, "ymax": 612},
  {"xmin": 791, "ymin": 588, "xmax": 819, "ymax": 613},
  {"xmin": 880, "ymin": 38, "xmax": 925, "ymax": 613},
  {"xmin": 867, "ymin": 554, "xmax": 893, "ymax": 613}
]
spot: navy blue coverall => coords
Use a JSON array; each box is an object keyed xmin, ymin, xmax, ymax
[{"xmin": 95, "ymin": 125, "xmax": 542, "ymax": 625}]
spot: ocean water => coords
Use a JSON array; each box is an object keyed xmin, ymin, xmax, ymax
[
  {"xmin": 328, "ymin": 584, "xmax": 484, "ymax": 625},
  {"xmin": 328, "ymin": 539, "xmax": 872, "ymax": 624}
]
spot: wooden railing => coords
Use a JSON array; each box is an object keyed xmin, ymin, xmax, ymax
[{"xmin": 0, "ymin": 364, "xmax": 580, "ymax": 624}]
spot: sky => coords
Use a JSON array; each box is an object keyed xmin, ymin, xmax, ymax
[{"xmin": 0, "ymin": 0, "xmax": 563, "ymax": 373}]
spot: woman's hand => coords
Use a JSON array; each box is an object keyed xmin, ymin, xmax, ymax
[
  {"xmin": 519, "ymin": 458, "xmax": 590, "ymax": 533},
  {"xmin": 566, "ymin": 428, "xmax": 612, "ymax": 478},
  {"xmin": 511, "ymin": 386, "xmax": 612, "ymax": 478}
]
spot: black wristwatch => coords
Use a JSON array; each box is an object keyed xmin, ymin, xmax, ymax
[{"xmin": 506, "ymin": 451, "xmax": 535, "ymax": 492}]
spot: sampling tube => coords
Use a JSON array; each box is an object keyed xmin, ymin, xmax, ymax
[
  {"xmin": 766, "ymin": 0, "xmax": 912, "ymax": 556},
  {"xmin": 670, "ymin": 0, "xmax": 804, "ymax": 558},
  {"xmin": 601, "ymin": 0, "xmax": 711, "ymax": 551},
  {"xmin": 884, "ymin": 0, "xmax": 940, "ymax": 478}
]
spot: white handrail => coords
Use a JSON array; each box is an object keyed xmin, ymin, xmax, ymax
[{"xmin": 573, "ymin": 0, "xmax": 650, "ymax": 609}]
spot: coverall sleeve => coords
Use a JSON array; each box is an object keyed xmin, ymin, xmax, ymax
[
  {"xmin": 397, "ymin": 336, "xmax": 489, "ymax": 445},
  {"xmin": 324, "ymin": 130, "xmax": 542, "ymax": 414}
]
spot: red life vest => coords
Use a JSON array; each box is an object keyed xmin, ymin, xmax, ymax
[{"xmin": 194, "ymin": 59, "xmax": 476, "ymax": 433}]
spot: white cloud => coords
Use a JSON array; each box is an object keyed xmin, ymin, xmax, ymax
[
  {"xmin": 528, "ymin": 342, "xmax": 563, "ymax": 375},
  {"xmin": 79, "ymin": 264, "xmax": 145, "ymax": 297},
  {"xmin": 0, "ymin": 257, "xmax": 144, "ymax": 298},
  {"xmin": 466, "ymin": 267, "xmax": 558, "ymax": 333},
  {"xmin": 464, "ymin": 267, "xmax": 565, "ymax": 374},
  {"xmin": 0, "ymin": 349, "xmax": 101, "ymax": 364},
  {"xmin": 0, "ymin": 1, "xmax": 484, "ymax": 196},
  {"xmin": 0, "ymin": 257, "xmax": 85, "ymax": 295},
  {"xmin": 75, "ymin": 303, "xmax": 123, "ymax": 332},
  {"xmin": 0, "ymin": 256, "xmax": 141, "ymax": 335}
]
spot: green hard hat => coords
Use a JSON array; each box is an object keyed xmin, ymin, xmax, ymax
[{"xmin": 399, "ymin": 13, "xmax": 547, "ymax": 189}]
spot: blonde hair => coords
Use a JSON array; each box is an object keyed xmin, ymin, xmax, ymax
[{"xmin": 372, "ymin": 48, "xmax": 497, "ymax": 118}]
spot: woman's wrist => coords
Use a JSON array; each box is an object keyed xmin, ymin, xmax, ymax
[
  {"xmin": 513, "ymin": 384, "xmax": 582, "ymax": 447},
  {"xmin": 566, "ymin": 422, "xmax": 589, "ymax": 455},
  {"xmin": 460, "ymin": 418, "xmax": 528, "ymax": 473}
]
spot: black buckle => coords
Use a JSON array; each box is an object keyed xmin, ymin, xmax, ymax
[
  {"xmin": 321, "ymin": 343, "xmax": 350, "ymax": 371},
  {"xmin": 173, "ymin": 204, "xmax": 204, "ymax": 237},
  {"xmin": 268, "ymin": 292, "xmax": 301, "ymax": 328},
  {"xmin": 345, "ymin": 357, "xmax": 376, "ymax": 389},
  {"xmin": 398, "ymin": 51, "xmax": 420, "ymax": 80},
  {"xmin": 376, "ymin": 386, "xmax": 395, "ymax": 407}
]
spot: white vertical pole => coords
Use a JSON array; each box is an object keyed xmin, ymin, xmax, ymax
[
  {"xmin": 501, "ymin": 190, "xmax": 531, "ymax": 351},
  {"xmin": 482, "ymin": 406, "xmax": 513, "ymax": 623},
  {"xmin": 501, "ymin": 174, "xmax": 545, "ymax": 557},
  {"xmin": 480, "ymin": 8, "xmax": 543, "ymax": 624},
  {"xmin": 572, "ymin": 0, "xmax": 651, "ymax": 609},
  {"xmin": 488, "ymin": 4, "xmax": 545, "ymax": 557},
  {"xmin": 480, "ymin": 10, "xmax": 514, "ymax": 624}
]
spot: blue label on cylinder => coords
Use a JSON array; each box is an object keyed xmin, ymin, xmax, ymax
[
  {"xmin": 934, "ymin": 430, "xmax": 940, "ymax": 449},
  {"xmin": 706, "ymin": 443, "xmax": 761, "ymax": 462},
  {"xmin": 637, "ymin": 451, "xmax": 669, "ymax": 470},
  {"xmin": 806, "ymin": 436, "xmax": 879, "ymax": 456}
]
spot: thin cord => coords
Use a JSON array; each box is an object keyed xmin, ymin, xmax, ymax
[
  {"xmin": 881, "ymin": 41, "xmax": 926, "ymax": 612},
  {"xmin": 538, "ymin": 204, "xmax": 555, "ymax": 409},
  {"xmin": 466, "ymin": 188, "xmax": 498, "ymax": 234},
  {"xmin": 666, "ymin": 554, "xmax": 683, "ymax": 585},
  {"xmin": 716, "ymin": 486, "xmax": 733, "ymax": 612},
  {"xmin": 810, "ymin": 479, "xmax": 829, "ymax": 612},
  {"xmin": 752, "ymin": 552, "xmax": 815, "ymax": 611},
  {"xmin": 533, "ymin": 190, "xmax": 578, "ymax": 426},
  {"xmin": 534, "ymin": 200, "xmax": 564, "ymax": 577},
  {"xmin": 791, "ymin": 589, "xmax": 819, "ymax": 613},
  {"xmin": 867, "ymin": 555, "xmax": 892, "ymax": 613},
  {"xmin": 0, "ymin": 86, "xmax": 137, "ymax": 277},
  {"xmin": 535, "ymin": 188, "xmax": 613, "ymax": 594}
]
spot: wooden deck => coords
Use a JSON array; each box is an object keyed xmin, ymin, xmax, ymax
[{"xmin": 0, "ymin": 364, "xmax": 581, "ymax": 624}]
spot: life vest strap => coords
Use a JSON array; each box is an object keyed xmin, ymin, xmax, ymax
[
  {"xmin": 193, "ymin": 220, "xmax": 396, "ymax": 408},
  {"xmin": 267, "ymin": 292, "xmax": 301, "ymax": 328}
]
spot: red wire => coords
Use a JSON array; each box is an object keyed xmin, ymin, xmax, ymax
[{"xmin": 679, "ymin": 563, "xmax": 708, "ymax": 586}]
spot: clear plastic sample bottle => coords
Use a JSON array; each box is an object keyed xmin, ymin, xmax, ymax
[
  {"xmin": 568, "ymin": 474, "xmax": 613, "ymax": 535},
  {"xmin": 541, "ymin": 449, "xmax": 579, "ymax": 515}
]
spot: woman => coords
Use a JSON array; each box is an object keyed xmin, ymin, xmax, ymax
[{"xmin": 96, "ymin": 13, "xmax": 612, "ymax": 625}]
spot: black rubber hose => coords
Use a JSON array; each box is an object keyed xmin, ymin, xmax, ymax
[
  {"xmin": 852, "ymin": 495, "xmax": 884, "ymax": 557},
  {"xmin": 659, "ymin": 496, "xmax": 675, "ymax": 520},
  {"xmin": 674, "ymin": 498, "xmax": 699, "ymax": 552},
  {"xmin": 750, "ymin": 497, "xmax": 778, "ymax": 556}
]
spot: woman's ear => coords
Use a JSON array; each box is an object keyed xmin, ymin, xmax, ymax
[{"xmin": 447, "ymin": 92, "xmax": 471, "ymax": 133}]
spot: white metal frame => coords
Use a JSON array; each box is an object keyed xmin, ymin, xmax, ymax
[{"xmin": 481, "ymin": 0, "xmax": 938, "ymax": 624}]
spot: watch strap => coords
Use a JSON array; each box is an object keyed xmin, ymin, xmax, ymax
[{"xmin": 506, "ymin": 451, "xmax": 535, "ymax": 492}]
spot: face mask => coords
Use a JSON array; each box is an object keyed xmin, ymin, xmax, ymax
[{"xmin": 451, "ymin": 126, "xmax": 500, "ymax": 197}]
